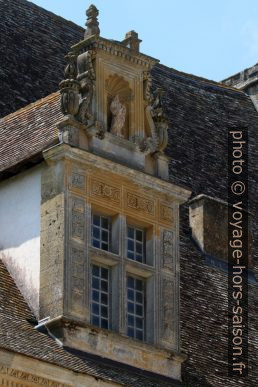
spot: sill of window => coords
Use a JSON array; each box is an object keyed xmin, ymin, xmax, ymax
[
  {"xmin": 125, "ymin": 258, "xmax": 155, "ymax": 278},
  {"xmin": 89, "ymin": 246, "xmax": 120, "ymax": 265}
]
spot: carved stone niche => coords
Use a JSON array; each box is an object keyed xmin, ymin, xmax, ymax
[{"xmin": 105, "ymin": 74, "xmax": 132, "ymax": 139}]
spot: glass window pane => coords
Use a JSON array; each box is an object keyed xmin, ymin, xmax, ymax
[
  {"xmin": 101, "ymin": 267, "xmax": 108, "ymax": 279},
  {"xmin": 128, "ymin": 227, "xmax": 134, "ymax": 239},
  {"xmin": 127, "ymin": 251, "xmax": 134, "ymax": 260},
  {"xmin": 126, "ymin": 275, "xmax": 145, "ymax": 341},
  {"xmin": 136, "ymin": 330, "xmax": 143, "ymax": 341},
  {"xmin": 127, "ymin": 327, "xmax": 134, "ymax": 337},
  {"xmin": 136, "ymin": 291, "xmax": 143, "ymax": 303},
  {"xmin": 92, "ymin": 290, "xmax": 99, "ymax": 302},
  {"xmin": 92, "ymin": 303, "xmax": 99, "ymax": 315},
  {"xmin": 128, "ymin": 314, "xmax": 134, "ymax": 326},
  {"xmin": 92, "ymin": 265, "xmax": 100, "ymax": 277},
  {"xmin": 101, "ymin": 280, "xmax": 108, "ymax": 292},
  {"xmin": 92, "ymin": 315, "xmax": 99, "ymax": 326},
  {"xmin": 136, "ymin": 242, "xmax": 142, "ymax": 254},
  {"xmin": 136, "ymin": 279, "xmax": 143, "ymax": 291},
  {"xmin": 101, "ymin": 292, "xmax": 108, "ymax": 305},
  {"xmin": 136, "ymin": 229, "xmax": 143, "ymax": 241},
  {"xmin": 102, "ymin": 242, "xmax": 108, "ymax": 251},
  {"xmin": 127, "ymin": 239, "xmax": 134, "ymax": 252},
  {"xmin": 127, "ymin": 276, "xmax": 134, "ymax": 289},
  {"xmin": 128, "ymin": 302, "xmax": 134, "ymax": 313},
  {"xmin": 101, "ymin": 319, "xmax": 108, "ymax": 329},
  {"xmin": 136, "ymin": 304, "xmax": 143, "ymax": 316},
  {"xmin": 101, "ymin": 217, "xmax": 109, "ymax": 229},
  {"xmin": 92, "ymin": 239, "xmax": 100, "ymax": 248},
  {"xmin": 102, "ymin": 230, "xmax": 108, "ymax": 242},
  {"xmin": 101, "ymin": 306, "xmax": 108, "ymax": 318},
  {"xmin": 127, "ymin": 289, "xmax": 134, "ymax": 301},
  {"xmin": 136, "ymin": 317, "xmax": 143, "ymax": 329},
  {"xmin": 93, "ymin": 226, "xmax": 100, "ymax": 239},
  {"xmin": 136, "ymin": 254, "xmax": 143, "ymax": 263},
  {"xmin": 93, "ymin": 215, "xmax": 100, "ymax": 226},
  {"xmin": 91, "ymin": 264, "xmax": 110, "ymax": 330},
  {"xmin": 92, "ymin": 277, "xmax": 99, "ymax": 290}
]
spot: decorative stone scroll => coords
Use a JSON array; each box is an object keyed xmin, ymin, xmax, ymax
[
  {"xmin": 126, "ymin": 192, "xmax": 155, "ymax": 216},
  {"xmin": 162, "ymin": 230, "xmax": 175, "ymax": 271},
  {"xmin": 90, "ymin": 179, "xmax": 121, "ymax": 204},
  {"xmin": 71, "ymin": 197, "xmax": 85, "ymax": 241},
  {"xmin": 0, "ymin": 365, "xmax": 71, "ymax": 386}
]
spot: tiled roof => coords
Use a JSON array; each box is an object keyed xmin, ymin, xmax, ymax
[
  {"xmin": 0, "ymin": 1, "xmax": 258, "ymax": 386},
  {"xmin": 0, "ymin": 0, "xmax": 83, "ymax": 118},
  {"xmin": 0, "ymin": 92, "xmax": 61, "ymax": 179},
  {"xmin": 0, "ymin": 258, "xmax": 181, "ymax": 386}
]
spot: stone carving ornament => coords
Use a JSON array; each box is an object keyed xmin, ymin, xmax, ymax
[
  {"xmin": 135, "ymin": 72, "xmax": 169, "ymax": 154},
  {"xmin": 76, "ymin": 50, "xmax": 95, "ymax": 125},
  {"xmin": 110, "ymin": 95, "xmax": 126, "ymax": 137}
]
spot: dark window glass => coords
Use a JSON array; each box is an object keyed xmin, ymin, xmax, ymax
[
  {"xmin": 126, "ymin": 275, "xmax": 145, "ymax": 341},
  {"xmin": 91, "ymin": 264, "xmax": 110, "ymax": 329},
  {"xmin": 127, "ymin": 226, "xmax": 145, "ymax": 263},
  {"xmin": 91, "ymin": 214, "xmax": 111, "ymax": 252}
]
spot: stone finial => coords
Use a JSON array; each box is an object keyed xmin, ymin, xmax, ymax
[
  {"xmin": 84, "ymin": 4, "xmax": 100, "ymax": 39},
  {"xmin": 122, "ymin": 30, "xmax": 142, "ymax": 52}
]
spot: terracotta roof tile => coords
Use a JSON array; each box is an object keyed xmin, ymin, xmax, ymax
[{"xmin": 0, "ymin": 92, "xmax": 61, "ymax": 175}]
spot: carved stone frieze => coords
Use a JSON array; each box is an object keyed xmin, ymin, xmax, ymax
[
  {"xmin": 0, "ymin": 365, "xmax": 71, "ymax": 386},
  {"xmin": 70, "ymin": 171, "xmax": 86, "ymax": 191},
  {"xmin": 70, "ymin": 247, "xmax": 85, "ymax": 313},
  {"xmin": 161, "ymin": 278, "xmax": 175, "ymax": 343},
  {"xmin": 90, "ymin": 179, "xmax": 121, "ymax": 204},
  {"xmin": 126, "ymin": 192, "xmax": 154, "ymax": 216},
  {"xmin": 71, "ymin": 197, "xmax": 85, "ymax": 241},
  {"xmin": 162, "ymin": 230, "xmax": 175, "ymax": 271},
  {"xmin": 160, "ymin": 203, "xmax": 174, "ymax": 224}
]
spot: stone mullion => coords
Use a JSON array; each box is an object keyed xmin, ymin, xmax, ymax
[
  {"xmin": 174, "ymin": 203, "xmax": 180, "ymax": 351},
  {"xmin": 119, "ymin": 214, "xmax": 127, "ymax": 334},
  {"xmin": 65, "ymin": 194, "xmax": 89, "ymax": 321},
  {"xmin": 154, "ymin": 225, "xmax": 161, "ymax": 346},
  {"xmin": 85, "ymin": 201, "xmax": 92, "ymax": 323}
]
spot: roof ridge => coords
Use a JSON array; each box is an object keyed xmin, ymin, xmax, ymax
[{"xmin": 156, "ymin": 63, "xmax": 245, "ymax": 93}]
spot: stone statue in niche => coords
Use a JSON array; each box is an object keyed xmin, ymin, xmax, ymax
[
  {"xmin": 110, "ymin": 95, "xmax": 126, "ymax": 138},
  {"xmin": 76, "ymin": 50, "xmax": 95, "ymax": 125}
]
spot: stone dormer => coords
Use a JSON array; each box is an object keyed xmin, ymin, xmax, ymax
[
  {"xmin": 37, "ymin": 4, "xmax": 191, "ymax": 381},
  {"xmin": 58, "ymin": 5, "xmax": 170, "ymax": 179}
]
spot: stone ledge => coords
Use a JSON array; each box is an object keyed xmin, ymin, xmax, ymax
[{"xmin": 39, "ymin": 315, "xmax": 186, "ymax": 381}]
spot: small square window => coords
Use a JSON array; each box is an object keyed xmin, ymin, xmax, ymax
[
  {"xmin": 90, "ymin": 264, "xmax": 111, "ymax": 329},
  {"xmin": 126, "ymin": 275, "xmax": 145, "ymax": 341},
  {"xmin": 91, "ymin": 214, "xmax": 111, "ymax": 252},
  {"xmin": 127, "ymin": 226, "xmax": 145, "ymax": 263}
]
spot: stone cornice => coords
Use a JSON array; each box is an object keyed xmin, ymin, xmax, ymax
[
  {"xmin": 71, "ymin": 35, "xmax": 159, "ymax": 69},
  {"xmin": 43, "ymin": 143, "xmax": 191, "ymax": 203}
]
